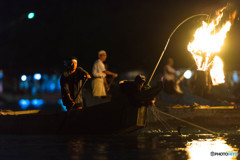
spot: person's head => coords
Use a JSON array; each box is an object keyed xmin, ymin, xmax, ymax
[
  {"xmin": 167, "ymin": 58, "xmax": 174, "ymax": 66},
  {"xmin": 134, "ymin": 74, "xmax": 146, "ymax": 90},
  {"xmin": 64, "ymin": 56, "xmax": 78, "ymax": 71},
  {"xmin": 98, "ymin": 50, "xmax": 107, "ymax": 62}
]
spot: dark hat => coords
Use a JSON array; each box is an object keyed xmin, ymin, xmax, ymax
[{"xmin": 135, "ymin": 74, "xmax": 146, "ymax": 83}]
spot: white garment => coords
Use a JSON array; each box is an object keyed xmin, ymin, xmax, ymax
[
  {"xmin": 92, "ymin": 59, "xmax": 106, "ymax": 97},
  {"xmin": 92, "ymin": 78, "xmax": 106, "ymax": 97},
  {"xmin": 92, "ymin": 59, "xmax": 106, "ymax": 78},
  {"xmin": 164, "ymin": 65, "xmax": 176, "ymax": 81}
]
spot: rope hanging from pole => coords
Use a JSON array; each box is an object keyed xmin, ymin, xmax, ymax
[{"xmin": 150, "ymin": 105, "xmax": 218, "ymax": 135}]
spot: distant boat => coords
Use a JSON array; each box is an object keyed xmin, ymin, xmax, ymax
[{"xmin": 147, "ymin": 105, "xmax": 240, "ymax": 132}]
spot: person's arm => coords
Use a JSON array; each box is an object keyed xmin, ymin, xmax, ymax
[
  {"xmin": 166, "ymin": 66, "xmax": 176, "ymax": 75},
  {"xmin": 164, "ymin": 65, "xmax": 177, "ymax": 81},
  {"xmin": 66, "ymin": 93, "xmax": 75, "ymax": 106},
  {"xmin": 103, "ymin": 70, "xmax": 118, "ymax": 77},
  {"xmin": 78, "ymin": 67, "xmax": 91, "ymax": 79},
  {"xmin": 60, "ymin": 76, "xmax": 75, "ymax": 107},
  {"xmin": 103, "ymin": 77, "xmax": 110, "ymax": 91}
]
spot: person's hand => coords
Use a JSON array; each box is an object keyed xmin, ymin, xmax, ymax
[
  {"xmin": 67, "ymin": 94, "xmax": 75, "ymax": 108},
  {"xmin": 106, "ymin": 85, "xmax": 110, "ymax": 91},
  {"xmin": 152, "ymin": 98, "xmax": 156, "ymax": 104},
  {"xmin": 70, "ymin": 100, "xmax": 76, "ymax": 108},
  {"xmin": 113, "ymin": 73, "xmax": 118, "ymax": 78},
  {"xmin": 144, "ymin": 83, "xmax": 151, "ymax": 90},
  {"xmin": 87, "ymin": 74, "xmax": 91, "ymax": 79}
]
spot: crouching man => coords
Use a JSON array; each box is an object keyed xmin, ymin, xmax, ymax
[
  {"xmin": 112, "ymin": 75, "xmax": 163, "ymax": 128},
  {"xmin": 60, "ymin": 56, "xmax": 91, "ymax": 111},
  {"xmin": 118, "ymin": 75, "xmax": 162, "ymax": 108}
]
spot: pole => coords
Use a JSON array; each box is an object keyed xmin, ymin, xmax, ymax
[
  {"xmin": 73, "ymin": 76, "xmax": 88, "ymax": 101},
  {"xmin": 147, "ymin": 14, "xmax": 209, "ymax": 85}
]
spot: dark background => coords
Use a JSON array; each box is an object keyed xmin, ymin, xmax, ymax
[{"xmin": 0, "ymin": 0, "xmax": 239, "ymax": 76}]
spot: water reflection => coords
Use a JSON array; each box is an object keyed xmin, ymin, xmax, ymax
[
  {"xmin": 21, "ymin": 134, "xmax": 237, "ymax": 160},
  {"xmin": 68, "ymin": 137, "xmax": 109, "ymax": 160},
  {"xmin": 186, "ymin": 138, "xmax": 238, "ymax": 160}
]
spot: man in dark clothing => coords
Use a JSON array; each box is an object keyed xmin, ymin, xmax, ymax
[
  {"xmin": 111, "ymin": 74, "xmax": 163, "ymax": 128},
  {"xmin": 116, "ymin": 75, "xmax": 163, "ymax": 108},
  {"xmin": 60, "ymin": 56, "xmax": 91, "ymax": 111}
]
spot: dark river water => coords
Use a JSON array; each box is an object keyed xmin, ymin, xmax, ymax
[
  {"xmin": 0, "ymin": 101, "xmax": 239, "ymax": 159},
  {"xmin": 0, "ymin": 130, "xmax": 239, "ymax": 160}
]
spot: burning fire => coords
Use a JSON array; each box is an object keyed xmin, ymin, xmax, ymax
[
  {"xmin": 210, "ymin": 56, "xmax": 225, "ymax": 86},
  {"xmin": 188, "ymin": 7, "xmax": 236, "ymax": 85}
]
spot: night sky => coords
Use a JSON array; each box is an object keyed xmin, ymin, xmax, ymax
[{"xmin": 0, "ymin": 0, "xmax": 239, "ymax": 76}]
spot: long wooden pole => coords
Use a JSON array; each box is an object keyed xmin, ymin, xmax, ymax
[{"xmin": 147, "ymin": 14, "xmax": 209, "ymax": 85}]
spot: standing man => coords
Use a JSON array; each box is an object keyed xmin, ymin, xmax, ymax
[
  {"xmin": 92, "ymin": 50, "xmax": 118, "ymax": 98},
  {"xmin": 163, "ymin": 58, "xmax": 182, "ymax": 94},
  {"xmin": 60, "ymin": 56, "xmax": 91, "ymax": 111},
  {"xmin": 164, "ymin": 58, "xmax": 177, "ymax": 82}
]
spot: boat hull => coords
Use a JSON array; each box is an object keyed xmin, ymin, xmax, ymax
[
  {"xmin": 146, "ymin": 106, "xmax": 240, "ymax": 131},
  {"xmin": 0, "ymin": 102, "xmax": 143, "ymax": 134}
]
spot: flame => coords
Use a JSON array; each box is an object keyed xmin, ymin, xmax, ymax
[
  {"xmin": 229, "ymin": 10, "xmax": 237, "ymax": 22},
  {"xmin": 188, "ymin": 7, "xmax": 235, "ymax": 85},
  {"xmin": 210, "ymin": 56, "xmax": 225, "ymax": 86},
  {"xmin": 188, "ymin": 8, "xmax": 231, "ymax": 71}
]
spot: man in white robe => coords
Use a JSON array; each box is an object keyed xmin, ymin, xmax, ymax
[{"xmin": 92, "ymin": 50, "xmax": 118, "ymax": 98}]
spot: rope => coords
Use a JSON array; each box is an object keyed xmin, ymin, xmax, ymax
[
  {"xmin": 150, "ymin": 106, "xmax": 174, "ymax": 131},
  {"xmin": 152, "ymin": 105, "xmax": 218, "ymax": 135}
]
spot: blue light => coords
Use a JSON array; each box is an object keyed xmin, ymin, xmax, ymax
[
  {"xmin": 49, "ymin": 83, "xmax": 56, "ymax": 91},
  {"xmin": 233, "ymin": 72, "xmax": 239, "ymax": 83},
  {"xmin": 34, "ymin": 73, "xmax": 42, "ymax": 81},
  {"xmin": 184, "ymin": 70, "xmax": 193, "ymax": 79},
  {"xmin": 19, "ymin": 99, "xmax": 30, "ymax": 110},
  {"xmin": 0, "ymin": 71, "xmax": 3, "ymax": 79},
  {"xmin": 31, "ymin": 99, "xmax": 44, "ymax": 108},
  {"xmin": 21, "ymin": 75, "xmax": 27, "ymax": 81},
  {"xmin": 58, "ymin": 99, "xmax": 67, "ymax": 111},
  {"xmin": 28, "ymin": 12, "xmax": 35, "ymax": 19}
]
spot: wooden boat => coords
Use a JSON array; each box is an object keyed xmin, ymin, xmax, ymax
[
  {"xmin": 1, "ymin": 97, "xmax": 240, "ymax": 135},
  {"xmin": 146, "ymin": 105, "xmax": 240, "ymax": 131},
  {"xmin": 0, "ymin": 102, "xmax": 147, "ymax": 135}
]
